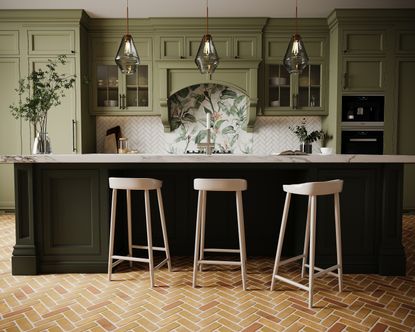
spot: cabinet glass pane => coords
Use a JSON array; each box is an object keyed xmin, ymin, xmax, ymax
[
  {"xmin": 97, "ymin": 64, "xmax": 119, "ymax": 107},
  {"xmin": 268, "ymin": 64, "xmax": 290, "ymax": 107},
  {"xmin": 298, "ymin": 65, "xmax": 321, "ymax": 107},
  {"xmin": 126, "ymin": 65, "xmax": 149, "ymax": 107}
]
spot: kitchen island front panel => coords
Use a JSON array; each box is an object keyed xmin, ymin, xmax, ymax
[{"xmin": 10, "ymin": 159, "xmax": 406, "ymax": 276}]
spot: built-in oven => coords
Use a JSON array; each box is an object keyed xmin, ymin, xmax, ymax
[{"xmin": 341, "ymin": 96, "xmax": 384, "ymax": 154}]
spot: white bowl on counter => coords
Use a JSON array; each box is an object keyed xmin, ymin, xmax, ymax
[{"xmin": 320, "ymin": 147, "xmax": 333, "ymax": 155}]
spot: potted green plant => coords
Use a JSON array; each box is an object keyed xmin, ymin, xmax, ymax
[
  {"xmin": 9, "ymin": 55, "xmax": 76, "ymax": 154},
  {"xmin": 289, "ymin": 124, "xmax": 324, "ymax": 153}
]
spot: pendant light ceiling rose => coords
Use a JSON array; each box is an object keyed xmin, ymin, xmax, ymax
[
  {"xmin": 283, "ymin": 0, "xmax": 309, "ymax": 74},
  {"xmin": 195, "ymin": 0, "xmax": 219, "ymax": 75},
  {"xmin": 115, "ymin": 0, "xmax": 140, "ymax": 75}
]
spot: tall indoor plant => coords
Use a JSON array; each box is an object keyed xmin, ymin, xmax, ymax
[{"xmin": 9, "ymin": 55, "xmax": 76, "ymax": 154}]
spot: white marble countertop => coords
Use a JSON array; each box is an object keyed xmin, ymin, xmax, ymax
[{"xmin": 1, "ymin": 153, "xmax": 415, "ymax": 163}]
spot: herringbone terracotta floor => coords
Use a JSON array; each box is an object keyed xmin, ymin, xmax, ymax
[{"xmin": 0, "ymin": 214, "xmax": 414, "ymax": 331}]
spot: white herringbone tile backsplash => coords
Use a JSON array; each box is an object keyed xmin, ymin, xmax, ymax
[{"xmin": 96, "ymin": 116, "xmax": 322, "ymax": 154}]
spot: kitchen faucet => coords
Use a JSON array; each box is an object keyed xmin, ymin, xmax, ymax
[{"xmin": 197, "ymin": 113, "xmax": 215, "ymax": 155}]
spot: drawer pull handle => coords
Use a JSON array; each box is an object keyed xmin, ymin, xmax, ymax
[{"xmin": 349, "ymin": 138, "xmax": 377, "ymax": 142}]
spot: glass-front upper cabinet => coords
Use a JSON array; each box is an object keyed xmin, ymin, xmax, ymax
[
  {"xmin": 92, "ymin": 61, "xmax": 151, "ymax": 115},
  {"xmin": 265, "ymin": 63, "xmax": 323, "ymax": 113}
]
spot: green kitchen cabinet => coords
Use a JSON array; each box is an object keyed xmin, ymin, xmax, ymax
[
  {"xmin": 262, "ymin": 27, "xmax": 329, "ymax": 115},
  {"xmin": 0, "ymin": 10, "xmax": 96, "ymax": 209},
  {"xmin": 89, "ymin": 36, "xmax": 153, "ymax": 115},
  {"xmin": 159, "ymin": 34, "xmax": 259, "ymax": 60},
  {"xmin": 91, "ymin": 60, "xmax": 152, "ymax": 115},
  {"xmin": 342, "ymin": 30, "xmax": 385, "ymax": 55},
  {"xmin": 28, "ymin": 29, "xmax": 76, "ymax": 55},
  {"xmin": 342, "ymin": 58, "xmax": 384, "ymax": 92}
]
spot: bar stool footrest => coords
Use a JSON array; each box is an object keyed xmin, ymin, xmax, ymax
[
  {"xmin": 132, "ymin": 245, "xmax": 167, "ymax": 252},
  {"xmin": 203, "ymin": 248, "xmax": 241, "ymax": 254},
  {"xmin": 273, "ymin": 274, "xmax": 309, "ymax": 291},
  {"xmin": 304, "ymin": 264, "xmax": 340, "ymax": 278},
  {"xmin": 154, "ymin": 258, "xmax": 169, "ymax": 270},
  {"xmin": 278, "ymin": 254, "xmax": 305, "ymax": 267},
  {"xmin": 199, "ymin": 259, "xmax": 242, "ymax": 266},
  {"xmin": 112, "ymin": 255, "xmax": 150, "ymax": 264}
]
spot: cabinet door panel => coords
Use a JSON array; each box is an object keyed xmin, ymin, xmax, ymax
[
  {"xmin": 397, "ymin": 60, "xmax": 415, "ymax": 209},
  {"xmin": 234, "ymin": 37, "xmax": 257, "ymax": 58},
  {"xmin": 0, "ymin": 58, "xmax": 21, "ymax": 209},
  {"xmin": 397, "ymin": 31, "xmax": 415, "ymax": 53},
  {"xmin": 213, "ymin": 37, "xmax": 232, "ymax": 59},
  {"xmin": 28, "ymin": 30, "xmax": 75, "ymax": 55},
  {"xmin": 343, "ymin": 31, "xmax": 384, "ymax": 54},
  {"xmin": 160, "ymin": 37, "xmax": 183, "ymax": 59},
  {"xmin": 266, "ymin": 38, "xmax": 287, "ymax": 59},
  {"xmin": 186, "ymin": 37, "xmax": 201, "ymax": 58},
  {"xmin": 0, "ymin": 31, "xmax": 19, "ymax": 55},
  {"xmin": 41, "ymin": 169, "xmax": 100, "ymax": 256},
  {"xmin": 30, "ymin": 58, "xmax": 76, "ymax": 153},
  {"xmin": 343, "ymin": 59, "xmax": 383, "ymax": 91}
]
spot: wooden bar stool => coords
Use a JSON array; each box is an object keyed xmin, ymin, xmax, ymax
[
  {"xmin": 270, "ymin": 179, "xmax": 344, "ymax": 308},
  {"xmin": 108, "ymin": 177, "xmax": 171, "ymax": 287},
  {"xmin": 193, "ymin": 178, "xmax": 248, "ymax": 290}
]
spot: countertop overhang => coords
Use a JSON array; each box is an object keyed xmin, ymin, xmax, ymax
[{"xmin": 2, "ymin": 153, "xmax": 415, "ymax": 164}]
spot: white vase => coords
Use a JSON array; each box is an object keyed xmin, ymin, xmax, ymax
[{"xmin": 32, "ymin": 132, "xmax": 52, "ymax": 154}]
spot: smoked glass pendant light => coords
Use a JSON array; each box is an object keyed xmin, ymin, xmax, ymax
[
  {"xmin": 283, "ymin": 0, "xmax": 309, "ymax": 74},
  {"xmin": 195, "ymin": 0, "xmax": 219, "ymax": 75},
  {"xmin": 115, "ymin": 0, "xmax": 140, "ymax": 75}
]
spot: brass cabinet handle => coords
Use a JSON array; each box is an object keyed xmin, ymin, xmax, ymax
[
  {"xmin": 180, "ymin": 56, "xmax": 185, "ymax": 59},
  {"xmin": 119, "ymin": 94, "xmax": 122, "ymax": 109},
  {"xmin": 234, "ymin": 55, "xmax": 240, "ymax": 59},
  {"xmin": 72, "ymin": 119, "xmax": 77, "ymax": 152},
  {"xmin": 343, "ymin": 72, "xmax": 348, "ymax": 89},
  {"xmin": 123, "ymin": 94, "xmax": 127, "ymax": 109}
]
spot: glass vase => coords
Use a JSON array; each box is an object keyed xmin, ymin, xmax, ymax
[
  {"xmin": 32, "ymin": 132, "xmax": 52, "ymax": 154},
  {"xmin": 300, "ymin": 142, "xmax": 312, "ymax": 154}
]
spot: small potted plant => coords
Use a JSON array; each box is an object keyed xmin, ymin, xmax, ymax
[
  {"xmin": 290, "ymin": 123, "xmax": 324, "ymax": 153},
  {"xmin": 9, "ymin": 55, "xmax": 75, "ymax": 154}
]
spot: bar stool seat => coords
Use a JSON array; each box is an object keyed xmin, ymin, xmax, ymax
[
  {"xmin": 108, "ymin": 177, "xmax": 171, "ymax": 287},
  {"xmin": 270, "ymin": 179, "xmax": 344, "ymax": 308},
  {"xmin": 193, "ymin": 178, "xmax": 248, "ymax": 290}
]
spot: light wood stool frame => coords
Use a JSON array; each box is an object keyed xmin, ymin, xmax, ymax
[{"xmin": 108, "ymin": 177, "xmax": 172, "ymax": 287}]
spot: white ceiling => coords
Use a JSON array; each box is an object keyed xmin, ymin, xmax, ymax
[{"xmin": 1, "ymin": 0, "xmax": 415, "ymax": 18}]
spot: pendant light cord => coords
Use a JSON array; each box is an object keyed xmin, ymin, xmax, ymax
[
  {"xmin": 206, "ymin": 0, "xmax": 209, "ymax": 35},
  {"xmin": 295, "ymin": 0, "xmax": 298, "ymax": 35},
  {"xmin": 126, "ymin": 0, "xmax": 129, "ymax": 35}
]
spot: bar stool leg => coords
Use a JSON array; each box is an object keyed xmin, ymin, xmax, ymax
[
  {"xmin": 108, "ymin": 189, "xmax": 117, "ymax": 281},
  {"xmin": 236, "ymin": 191, "xmax": 247, "ymax": 290},
  {"xmin": 271, "ymin": 192, "xmax": 291, "ymax": 291},
  {"xmin": 334, "ymin": 192, "xmax": 343, "ymax": 292},
  {"xmin": 157, "ymin": 188, "xmax": 172, "ymax": 272},
  {"xmin": 126, "ymin": 190, "xmax": 133, "ymax": 268},
  {"xmin": 193, "ymin": 190, "xmax": 204, "ymax": 288},
  {"xmin": 308, "ymin": 195, "xmax": 317, "ymax": 308},
  {"xmin": 301, "ymin": 196, "xmax": 312, "ymax": 278},
  {"xmin": 199, "ymin": 191, "xmax": 207, "ymax": 272},
  {"xmin": 144, "ymin": 190, "xmax": 155, "ymax": 288}
]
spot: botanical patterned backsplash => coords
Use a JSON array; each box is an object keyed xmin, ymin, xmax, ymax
[
  {"xmin": 96, "ymin": 84, "xmax": 322, "ymax": 154},
  {"xmin": 168, "ymin": 84, "xmax": 252, "ymax": 154}
]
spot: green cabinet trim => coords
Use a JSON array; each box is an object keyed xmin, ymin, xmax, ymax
[
  {"xmin": 342, "ymin": 30, "xmax": 385, "ymax": 54},
  {"xmin": 397, "ymin": 31, "xmax": 415, "ymax": 54}
]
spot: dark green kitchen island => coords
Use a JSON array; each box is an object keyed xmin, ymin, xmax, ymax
[{"xmin": 5, "ymin": 153, "xmax": 415, "ymax": 276}]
